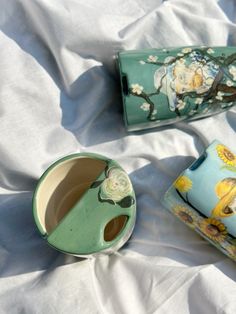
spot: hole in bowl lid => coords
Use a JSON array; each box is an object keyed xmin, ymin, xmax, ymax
[{"xmin": 104, "ymin": 215, "xmax": 128, "ymax": 242}]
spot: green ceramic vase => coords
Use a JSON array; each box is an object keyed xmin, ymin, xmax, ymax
[{"xmin": 117, "ymin": 46, "xmax": 236, "ymax": 131}]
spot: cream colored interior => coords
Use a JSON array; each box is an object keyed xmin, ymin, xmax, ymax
[{"xmin": 35, "ymin": 157, "xmax": 107, "ymax": 234}]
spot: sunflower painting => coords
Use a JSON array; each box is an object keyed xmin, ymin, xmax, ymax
[
  {"xmin": 216, "ymin": 144, "xmax": 236, "ymax": 167},
  {"xmin": 174, "ymin": 176, "xmax": 192, "ymax": 192},
  {"xmin": 172, "ymin": 205, "xmax": 198, "ymax": 228},
  {"xmin": 199, "ymin": 218, "xmax": 227, "ymax": 243}
]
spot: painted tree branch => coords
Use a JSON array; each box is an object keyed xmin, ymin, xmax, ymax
[
  {"xmin": 175, "ymin": 189, "xmax": 207, "ymax": 218},
  {"xmin": 130, "ymin": 90, "xmax": 155, "ymax": 119}
]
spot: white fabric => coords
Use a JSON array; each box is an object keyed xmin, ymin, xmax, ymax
[{"xmin": 0, "ymin": 0, "xmax": 236, "ymax": 313}]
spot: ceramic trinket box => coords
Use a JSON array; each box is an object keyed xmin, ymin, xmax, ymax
[
  {"xmin": 162, "ymin": 140, "xmax": 236, "ymax": 261},
  {"xmin": 117, "ymin": 46, "xmax": 236, "ymax": 131},
  {"xmin": 33, "ymin": 153, "xmax": 136, "ymax": 257}
]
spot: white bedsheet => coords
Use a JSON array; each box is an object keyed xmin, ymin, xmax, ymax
[{"xmin": 0, "ymin": 0, "xmax": 236, "ymax": 313}]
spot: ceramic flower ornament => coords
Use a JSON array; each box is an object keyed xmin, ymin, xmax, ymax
[{"xmin": 100, "ymin": 167, "xmax": 133, "ymax": 203}]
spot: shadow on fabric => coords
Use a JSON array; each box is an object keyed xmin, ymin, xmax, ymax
[
  {"xmin": 59, "ymin": 65, "xmax": 127, "ymax": 147},
  {"xmin": 0, "ymin": 1, "xmax": 127, "ymax": 147},
  {"xmin": 0, "ymin": 192, "xmax": 82, "ymax": 278},
  {"xmin": 226, "ymin": 110, "xmax": 236, "ymax": 132}
]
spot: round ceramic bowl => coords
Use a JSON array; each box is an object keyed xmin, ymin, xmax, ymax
[{"xmin": 33, "ymin": 153, "xmax": 136, "ymax": 257}]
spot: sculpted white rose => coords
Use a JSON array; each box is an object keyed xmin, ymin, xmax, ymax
[{"xmin": 101, "ymin": 168, "xmax": 132, "ymax": 202}]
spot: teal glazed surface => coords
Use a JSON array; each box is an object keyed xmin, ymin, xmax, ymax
[
  {"xmin": 163, "ymin": 140, "xmax": 236, "ymax": 262},
  {"xmin": 33, "ymin": 153, "xmax": 136, "ymax": 257},
  {"xmin": 117, "ymin": 46, "xmax": 236, "ymax": 131}
]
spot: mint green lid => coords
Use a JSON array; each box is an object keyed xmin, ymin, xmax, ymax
[{"xmin": 33, "ymin": 153, "xmax": 136, "ymax": 257}]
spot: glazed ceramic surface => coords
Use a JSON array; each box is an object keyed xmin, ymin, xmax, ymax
[
  {"xmin": 162, "ymin": 140, "xmax": 236, "ymax": 262},
  {"xmin": 117, "ymin": 46, "xmax": 236, "ymax": 131},
  {"xmin": 33, "ymin": 153, "xmax": 136, "ymax": 257}
]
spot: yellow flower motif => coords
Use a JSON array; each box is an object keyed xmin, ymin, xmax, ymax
[
  {"xmin": 199, "ymin": 218, "xmax": 227, "ymax": 242},
  {"xmin": 216, "ymin": 144, "xmax": 236, "ymax": 166},
  {"xmin": 174, "ymin": 176, "xmax": 192, "ymax": 192},
  {"xmin": 172, "ymin": 205, "xmax": 198, "ymax": 228}
]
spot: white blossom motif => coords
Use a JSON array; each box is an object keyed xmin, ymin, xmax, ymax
[
  {"xmin": 226, "ymin": 80, "xmax": 234, "ymax": 87},
  {"xmin": 216, "ymin": 91, "xmax": 224, "ymax": 101},
  {"xmin": 147, "ymin": 55, "xmax": 158, "ymax": 62},
  {"xmin": 182, "ymin": 47, "xmax": 192, "ymax": 54},
  {"xmin": 229, "ymin": 66, "xmax": 236, "ymax": 80},
  {"xmin": 139, "ymin": 60, "xmax": 145, "ymax": 65},
  {"xmin": 205, "ymin": 77, "xmax": 214, "ymax": 85},
  {"xmin": 207, "ymin": 48, "xmax": 215, "ymax": 54},
  {"xmin": 189, "ymin": 109, "xmax": 197, "ymax": 116},
  {"xmin": 195, "ymin": 98, "xmax": 203, "ymax": 105},
  {"xmin": 176, "ymin": 100, "xmax": 186, "ymax": 110},
  {"xmin": 101, "ymin": 168, "xmax": 132, "ymax": 203},
  {"xmin": 150, "ymin": 109, "xmax": 158, "ymax": 120},
  {"xmin": 140, "ymin": 103, "xmax": 150, "ymax": 111},
  {"xmin": 131, "ymin": 84, "xmax": 144, "ymax": 95}
]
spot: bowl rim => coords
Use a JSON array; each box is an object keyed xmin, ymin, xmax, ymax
[{"xmin": 32, "ymin": 152, "xmax": 112, "ymax": 237}]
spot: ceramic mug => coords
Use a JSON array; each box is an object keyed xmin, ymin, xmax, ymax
[
  {"xmin": 162, "ymin": 140, "xmax": 236, "ymax": 262},
  {"xmin": 33, "ymin": 153, "xmax": 136, "ymax": 257},
  {"xmin": 117, "ymin": 46, "xmax": 236, "ymax": 131}
]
